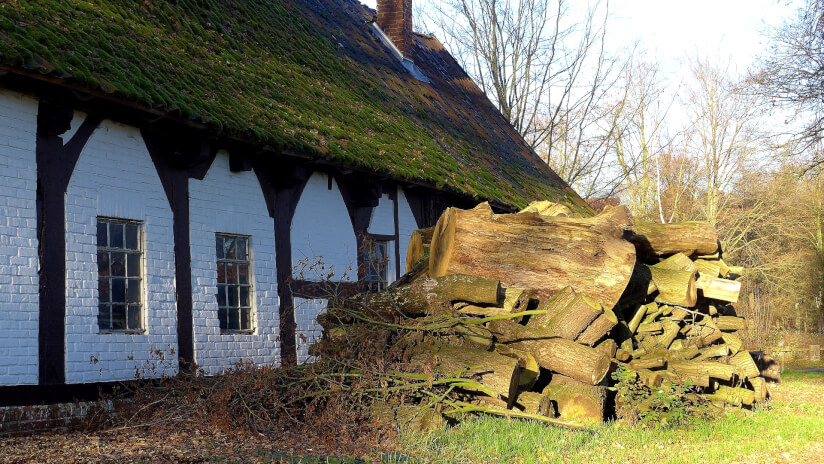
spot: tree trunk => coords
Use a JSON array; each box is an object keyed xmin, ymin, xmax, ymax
[
  {"xmin": 488, "ymin": 319, "xmax": 611, "ymax": 385},
  {"xmin": 629, "ymin": 221, "xmax": 718, "ymax": 259},
  {"xmin": 405, "ymin": 227, "xmax": 434, "ymax": 273},
  {"xmin": 543, "ymin": 374, "xmax": 607, "ymax": 425},
  {"xmin": 428, "ymin": 202, "xmax": 636, "ymax": 309}
]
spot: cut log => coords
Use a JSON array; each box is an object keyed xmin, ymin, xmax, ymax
[
  {"xmin": 577, "ymin": 308, "xmax": 618, "ymax": 346},
  {"xmin": 629, "ymin": 356, "xmax": 666, "ymax": 370},
  {"xmin": 709, "ymin": 386, "xmax": 755, "ymax": 407},
  {"xmin": 694, "ymin": 344, "xmax": 730, "ymax": 361},
  {"xmin": 752, "ymin": 352, "xmax": 782, "ymax": 383},
  {"xmin": 359, "ymin": 274, "xmax": 501, "ymax": 319},
  {"xmin": 656, "ymin": 319, "xmax": 680, "ymax": 349},
  {"xmin": 545, "ymin": 294, "xmax": 603, "ymax": 340},
  {"xmin": 455, "ymin": 303, "xmax": 510, "ymax": 318},
  {"xmin": 595, "ymin": 339, "xmax": 618, "ymax": 358},
  {"xmin": 750, "ymin": 377, "xmax": 768, "ymax": 402},
  {"xmin": 730, "ymin": 352, "xmax": 760, "ymax": 379},
  {"xmin": 629, "ymin": 221, "xmax": 719, "ymax": 259},
  {"xmin": 495, "ymin": 345, "xmax": 540, "ymax": 390},
  {"xmin": 502, "ymin": 287, "xmax": 531, "ymax": 316},
  {"xmin": 412, "ymin": 344, "xmax": 520, "ymax": 407},
  {"xmin": 722, "ymin": 332, "xmax": 743, "ymax": 354},
  {"xmin": 697, "ymin": 276, "xmax": 741, "ymax": 303},
  {"xmin": 628, "ymin": 304, "xmax": 651, "ymax": 334},
  {"xmin": 716, "ymin": 316, "xmax": 747, "ymax": 332},
  {"xmin": 405, "ymin": 227, "xmax": 434, "ymax": 273},
  {"xmin": 488, "ymin": 319, "xmax": 611, "ymax": 385},
  {"xmin": 647, "ymin": 264, "xmax": 698, "ymax": 307},
  {"xmin": 694, "ymin": 259, "xmax": 721, "ymax": 278},
  {"xmin": 519, "ymin": 200, "xmax": 572, "ymax": 218},
  {"xmin": 526, "ymin": 286, "xmax": 577, "ymax": 328},
  {"xmin": 513, "ymin": 391, "xmax": 552, "ymax": 415},
  {"xmin": 429, "ymin": 202, "xmax": 636, "ymax": 309},
  {"xmin": 668, "ymin": 360, "xmax": 736, "ymax": 382},
  {"xmin": 655, "ymin": 253, "xmax": 698, "ymax": 273},
  {"xmin": 543, "ymin": 375, "xmax": 607, "ymax": 425}
]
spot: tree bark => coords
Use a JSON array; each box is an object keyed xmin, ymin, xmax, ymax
[
  {"xmin": 543, "ymin": 374, "xmax": 607, "ymax": 425},
  {"xmin": 405, "ymin": 227, "xmax": 434, "ymax": 273},
  {"xmin": 576, "ymin": 308, "xmax": 618, "ymax": 346},
  {"xmin": 715, "ymin": 316, "xmax": 747, "ymax": 332},
  {"xmin": 488, "ymin": 319, "xmax": 611, "ymax": 385},
  {"xmin": 428, "ymin": 202, "xmax": 636, "ymax": 309},
  {"xmin": 526, "ymin": 286, "xmax": 577, "ymax": 328}
]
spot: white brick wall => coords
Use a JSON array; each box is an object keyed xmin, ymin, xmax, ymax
[
  {"xmin": 291, "ymin": 172, "xmax": 357, "ymax": 282},
  {"xmin": 0, "ymin": 89, "xmax": 39, "ymax": 386},
  {"xmin": 64, "ymin": 120, "xmax": 178, "ymax": 383},
  {"xmin": 293, "ymin": 297, "xmax": 326, "ymax": 364},
  {"xmin": 189, "ymin": 152, "xmax": 279, "ymax": 375},
  {"xmin": 397, "ymin": 187, "xmax": 418, "ymax": 273}
]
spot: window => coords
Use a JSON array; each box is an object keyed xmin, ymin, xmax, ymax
[
  {"xmin": 364, "ymin": 239, "xmax": 391, "ymax": 291},
  {"xmin": 97, "ymin": 218, "xmax": 143, "ymax": 332},
  {"xmin": 216, "ymin": 234, "xmax": 253, "ymax": 333}
]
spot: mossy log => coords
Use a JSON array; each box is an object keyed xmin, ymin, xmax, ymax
[
  {"xmin": 370, "ymin": 403, "xmax": 447, "ymax": 432},
  {"xmin": 716, "ymin": 316, "xmax": 747, "ymax": 332},
  {"xmin": 412, "ymin": 344, "xmax": 520, "ymax": 407},
  {"xmin": 358, "ymin": 274, "xmax": 501, "ymax": 319},
  {"xmin": 513, "ymin": 391, "xmax": 552, "ymax": 416},
  {"xmin": 647, "ymin": 264, "xmax": 698, "ymax": 307},
  {"xmin": 495, "ymin": 344, "xmax": 540, "ymax": 390},
  {"xmin": 428, "ymin": 202, "xmax": 636, "ymax": 309},
  {"xmin": 405, "ymin": 227, "xmax": 434, "ymax": 273},
  {"xmin": 629, "ymin": 221, "xmax": 719, "ymax": 259},
  {"xmin": 668, "ymin": 360, "xmax": 736, "ymax": 383},
  {"xmin": 543, "ymin": 374, "xmax": 608, "ymax": 425},
  {"xmin": 697, "ymin": 276, "xmax": 741, "ymax": 303},
  {"xmin": 709, "ymin": 385, "xmax": 755, "ymax": 406},
  {"xmin": 488, "ymin": 319, "xmax": 611, "ymax": 385}
]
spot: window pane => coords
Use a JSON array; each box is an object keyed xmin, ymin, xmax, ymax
[
  {"xmin": 240, "ymin": 286, "xmax": 250, "ymax": 307},
  {"xmin": 237, "ymin": 238, "xmax": 247, "ymax": 260},
  {"xmin": 228, "ymin": 286, "xmax": 238, "ymax": 307},
  {"xmin": 97, "ymin": 222, "xmax": 108, "ymax": 247},
  {"xmin": 112, "ymin": 278, "xmax": 126, "ymax": 303},
  {"xmin": 111, "ymin": 253, "xmax": 126, "ymax": 277},
  {"xmin": 127, "ymin": 280, "xmax": 141, "ymax": 304},
  {"xmin": 217, "ymin": 263, "xmax": 225, "ymax": 284},
  {"xmin": 98, "ymin": 305, "xmax": 110, "ymax": 330},
  {"xmin": 127, "ymin": 254, "xmax": 140, "ymax": 277},
  {"xmin": 241, "ymin": 308, "xmax": 251, "ymax": 331},
  {"xmin": 216, "ymin": 286, "xmax": 227, "ymax": 307},
  {"xmin": 125, "ymin": 224, "xmax": 139, "ymax": 250},
  {"xmin": 226, "ymin": 263, "xmax": 237, "ymax": 284},
  {"xmin": 228, "ymin": 308, "xmax": 240, "ymax": 330},
  {"xmin": 223, "ymin": 237, "xmax": 235, "ymax": 260},
  {"xmin": 127, "ymin": 305, "xmax": 141, "ymax": 330},
  {"xmin": 238, "ymin": 264, "xmax": 249, "ymax": 285},
  {"xmin": 110, "ymin": 224, "xmax": 124, "ymax": 249},
  {"xmin": 98, "ymin": 252, "xmax": 109, "ymax": 276},
  {"xmin": 215, "ymin": 236, "xmax": 224, "ymax": 260},
  {"xmin": 98, "ymin": 279, "xmax": 110, "ymax": 303},
  {"xmin": 218, "ymin": 307, "xmax": 227, "ymax": 330},
  {"xmin": 111, "ymin": 305, "xmax": 126, "ymax": 330}
]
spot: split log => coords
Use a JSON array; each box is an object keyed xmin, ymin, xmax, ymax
[
  {"xmin": 655, "ymin": 253, "xmax": 698, "ymax": 273},
  {"xmin": 488, "ymin": 319, "xmax": 611, "ymax": 385},
  {"xmin": 359, "ymin": 274, "xmax": 501, "ymax": 319},
  {"xmin": 513, "ymin": 391, "xmax": 552, "ymax": 416},
  {"xmin": 595, "ymin": 339, "xmax": 618, "ymax": 358},
  {"xmin": 647, "ymin": 264, "xmax": 698, "ymax": 307},
  {"xmin": 577, "ymin": 308, "xmax": 618, "ymax": 346},
  {"xmin": 428, "ymin": 202, "xmax": 636, "ymax": 309},
  {"xmin": 722, "ymin": 332, "xmax": 743, "ymax": 354},
  {"xmin": 629, "ymin": 221, "xmax": 719, "ymax": 259},
  {"xmin": 694, "ymin": 259, "xmax": 721, "ymax": 278},
  {"xmin": 730, "ymin": 352, "xmax": 760, "ymax": 379},
  {"xmin": 716, "ymin": 316, "xmax": 747, "ymax": 332},
  {"xmin": 404, "ymin": 227, "xmax": 434, "ymax": 273},
  {"xmin": 750, "ymin": 377, "xmax": 768, "ymax": 402},
  {"xmin": 495, "ymin": 345, "xmax": 540, "ymax": 390},
  {"xmin": 544, "ymin": 294, "xmax": 603, "ymax": 340},
  {"xmin": 412, "ymin": 344, "xmax": 520, "ymax": 407},
  {"xmin": 710, "ymin": 386, "xmax": 755, "ymax": 407},
  {"xmin": 543, "ymin": 375, "xmax": 608, "ymax": 425},
  {"xmin": 668, "ymin": 360, "xmax": 736, "ymax": 383},
  {"xmin": 697, "ymin": 276, "xmax": 741, "ymax": 303}
]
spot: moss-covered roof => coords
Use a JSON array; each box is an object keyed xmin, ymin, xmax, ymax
[{"xmin": 0, "ymin": 0, "xmax": 587, "ymax": 210}]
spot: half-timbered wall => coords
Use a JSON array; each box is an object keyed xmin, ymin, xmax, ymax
[
  {"xmin": 397, "ymin": 188, "xmax": 418, "ymax": 273},
  {"xmin": 189, "ymin": 151, "xmax": 279, "ymax": 374},
  {"xmin": 0, "ymin": 90, "xmax": 39, "ymax": 386},
  {"xmin": 64, "ymin": 120, "xmax": 177, "ymax": 383}
]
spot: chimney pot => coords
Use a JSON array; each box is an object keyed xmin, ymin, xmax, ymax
[{"xmin": 377, "ymin": 0, "xmax": 413, "ymax": 57}]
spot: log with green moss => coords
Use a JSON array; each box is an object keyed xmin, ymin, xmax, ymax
[{"xmin": 542, "ymin": 374, "xmax": 608, "ymax": 425}]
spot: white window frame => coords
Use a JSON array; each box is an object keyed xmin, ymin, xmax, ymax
[
  {"xmin": 96, "ymin": 217, "xmax": 145, "ymax": 334},
  {"xmin": 215, "ymin": 233, "xmax": 255, "ymax": 334}
]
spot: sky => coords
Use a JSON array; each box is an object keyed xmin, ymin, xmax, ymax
[{"xmin": 361, "ymin": 0, "xmax": 802, "ymax": 78}]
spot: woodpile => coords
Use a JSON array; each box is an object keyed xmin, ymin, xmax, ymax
[{"xmin": 312, "ymin": 201, "xmax": 776, "ymax": 428}]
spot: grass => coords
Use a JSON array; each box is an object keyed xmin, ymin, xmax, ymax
[{"xmin": 397, "ymin": 368, "xmax": 824, "ymax": 464}]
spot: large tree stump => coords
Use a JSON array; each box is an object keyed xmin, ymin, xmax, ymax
[
  {"xmin": 405, "ymin": 227, "xmax": 434, "ymax": 273},
  {"xmin": 488, "ymin": 319, "xmax": 611, "ymax": 385},
  {"xmin": 428, "ymin": 203, "xmax": 636, "ymax": 309},
  {"xmin": 629, "ymin": 221, "xmax": 718, "ymax": 259}
]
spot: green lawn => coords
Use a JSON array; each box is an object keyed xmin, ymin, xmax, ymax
[{"xmin": 396, "ymin": 369, "xmax": 824, "ymax": 464}]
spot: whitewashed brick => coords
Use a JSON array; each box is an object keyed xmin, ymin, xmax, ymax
[
  {"xmin": 189, "ymin": 152, "xmax": 280, "ymax": 375},
  {"xmin": 65, "ymin": 119, "xmax": 178, "ymax": 384},
  {"xmin": 397, "ymin": 188, "xmax": 418, "ymax": 273},
  {"xmin": 293, "ymin": 297, "xmax": 326, "ymax": 364},
  {"xmin": 0, "ymin": 89, "xmax": 39, "ymax": 386}
]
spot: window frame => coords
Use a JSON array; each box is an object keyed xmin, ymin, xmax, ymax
[
  {"xmin": 363, "ymin": 237, "xmax": 392, "ymax": 292},
  {"xmin": 215, "ymin": 233, "xmax": 255, "ymax": 334},
  {"xmin": 96, "ymin": 217, "xmax": 145, "ymax": 334}
]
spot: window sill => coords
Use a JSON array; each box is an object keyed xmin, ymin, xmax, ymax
[
  {"xmin": 220, "ymin": 330, "xmax": 255, "ymax": 336},
  {"xmin": 99, "ymin": 330, "xmax": 146, "ymax": 335}
]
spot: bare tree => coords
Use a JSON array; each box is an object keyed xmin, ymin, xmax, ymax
[
  {"xmin": 753, "ymin": 0, "xmax": 824, "ymax": 166},
  {"xmin": 422, "ymin": 0, "xmax": 631, "ymax": 197}
]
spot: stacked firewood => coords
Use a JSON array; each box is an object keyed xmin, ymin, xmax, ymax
[{"xmin": 311, "ymin": 201, "xmax": 776, "ymax": 428}]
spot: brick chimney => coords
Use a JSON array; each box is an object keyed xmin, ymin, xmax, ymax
[{"xmin": 377, "ymin": 0, "xmax": 413, "ymax": 57}]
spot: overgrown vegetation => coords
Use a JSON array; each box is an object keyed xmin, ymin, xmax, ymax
[{"xmin": 610, "ymin": 366, "xmax": 708, "ymax": 428}]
